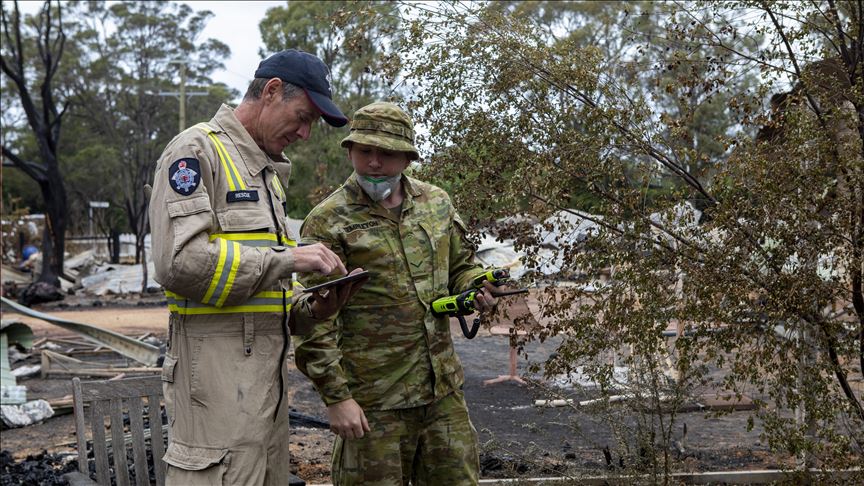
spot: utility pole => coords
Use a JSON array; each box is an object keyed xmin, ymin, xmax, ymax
[
  {"xmin": 179, "ymin": 61, "xmax": 187, "ymax": 132},
  {"xmin": 159, "ymin": 60, "xmax": 207, "ymax": 131}
]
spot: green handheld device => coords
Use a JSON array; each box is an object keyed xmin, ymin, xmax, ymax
[{"xmin": 431, "ymin": 268, "xmax": 527, "ymax": 339}]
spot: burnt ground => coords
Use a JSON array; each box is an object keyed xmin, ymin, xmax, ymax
[
  {"xmin": 2, "ymin": 301, "xmax": 803, "ymax": 484},
  {"xmin": 288, "ymin": 325, "xmax": 795, "ymax": 484}
]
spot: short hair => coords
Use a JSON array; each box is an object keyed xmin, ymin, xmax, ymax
[{"xmin": 243, "ymin": 78, "xmax": 304, "ymax": 102}]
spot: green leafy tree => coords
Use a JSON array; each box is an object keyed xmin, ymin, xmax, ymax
[
  {"xmin": 258, "ymin": 1, "xmax": 401, "ymax": 217},
  {"xmin": 2, "ymin": 0, "xmax": 234, "ymax": 291},
  {"xmin": 65, "ymin": 0, "xmax": 233, "ymax": 265},
  {"xmin": 351, "ymin": 0, "xmax": 863, "ymax": 478}
]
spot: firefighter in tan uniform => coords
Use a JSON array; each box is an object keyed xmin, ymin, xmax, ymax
[{"xmin": 149, "ymin": 50, "xmax": 366, "ymax": 486}]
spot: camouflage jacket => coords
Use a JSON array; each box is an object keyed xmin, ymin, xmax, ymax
[{"xmin": 294, "ymin": 173, "xmax": 485, "ymax": 411}]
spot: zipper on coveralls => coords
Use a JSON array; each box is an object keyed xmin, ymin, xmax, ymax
[{"xmin": 262, "ymin": 171, "xmax": 289, "ymax": 421}]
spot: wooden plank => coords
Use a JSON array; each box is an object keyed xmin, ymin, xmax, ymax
[
  {"xmin": 147, "ymin": 394, "xmax": 166, "ymax": 486},
  {"xmin": 52, "ymin": 424, "xmax": 168, "ymax": 450},
  {"xmin": 46, "ymin": 338, "xmax": 98, "ymax": 347},
  {"xmin": 474, "ymin": 468, "xmax": 863, "ymax": 484},
  {"xmin": 109, "ymin": 398, "xmax": 130, "ymax": 486},
  {"xmin": 127, "ymin": 397, "xmax": 150, "ymax": 486},
  {"xmin": 62, "ymin": 471, "xmax": 98, "ymax": 486},
  {"xmin": 46, "ymin": 368, "xmax": 161, "ymax": 378},
  {"xmin": 40, "ymin": 349, "xmax": 50, "ymax": 379},
  {"xmin": 90, "ymin": 400, "xmax": 111, "ymax": 485},
  {"xmin": 697, "ymin": 393, "xmax": 756, "ymax": 412},
  {"xmin": 78, "ymin": 376, "xmax": 163, "ymax": 401},
  {"xmin": 72, "ymin": 378, "xmax": 89, "ymax": 476}
]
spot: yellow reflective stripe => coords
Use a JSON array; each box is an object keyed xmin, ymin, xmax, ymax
[
  {"xmin": 253, "ymin": 291, "xmax": 288, "ymax": 298},
  {"xmin": 168, "ymin": 303, "xmax": 293, "ymax": 315},
  {"xmin": 210, "ymin": 233, "xmax": 278, "ymax": 243},
  {"xmin": 216, "ymin": 241, "xmax": 241, "ymax": 307},
  {"xmin": 164, "ymin": 289, "xmax": 291, "ymax": 301},
  {"xmin": 207, "ymin": 133, "xmax": 240, "ymax": 191},
  {"xmin": 208, "ymin": 232, "xmax": 297, "ymax": 248},
  {"xmin": 271, "ymin": 176, "xmax": 285, "ymax": 200},
  {"xmin": 208, "ymin": 133, "xmax": 246, "ymax": 191},
  {"xmin": 203, "ymin": 238, "xmax": 228, "ymax": 304},
  {"xmin": 165, "ymin": 287, "xmax": 295, "ymax": 315},
  {"xmin": 195, "ymin": 123, "xmax": 245, "ymax": 191}
]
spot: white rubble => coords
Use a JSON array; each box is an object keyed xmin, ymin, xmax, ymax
[
  {"xmin": 79, "ymin": 262, "xmax": 160, "ymax": 296},
  {"xmin": 549, "ymin": 366, "xmax": 630, "ymax": 389},
  {"xmin": 10, "ymin": 365, "xmax": 41, "ymax": 378},
  {"xmin": 476, "ymin": 210, "xmax": 604, "ymax": 279},
  {"xmin": 0, "ymin": 399, "xmax": 54, "ymax": 428}
]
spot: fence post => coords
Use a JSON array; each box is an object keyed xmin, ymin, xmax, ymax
[{"xmin": 110, "ymin": 230, "xmax": 120, "ymax": 263}]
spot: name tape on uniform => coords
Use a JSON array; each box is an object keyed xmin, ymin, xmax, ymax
[{"xmin": 227, "ymin": 190, "xmax": 260, "ymax": 203}]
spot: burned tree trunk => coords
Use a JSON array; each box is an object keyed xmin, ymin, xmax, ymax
[{"xmin": 1, "ymin": 0, "xmax": 69, "ymax": 289}]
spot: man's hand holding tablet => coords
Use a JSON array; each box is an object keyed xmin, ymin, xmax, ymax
[{"xmin": 304, "ymin": 268, "xmax": 369, "ymax": 319}]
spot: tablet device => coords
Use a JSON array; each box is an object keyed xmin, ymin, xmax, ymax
[{"xmin": 301, "ymin": 270, "xmax": 370, "ymax": 293}]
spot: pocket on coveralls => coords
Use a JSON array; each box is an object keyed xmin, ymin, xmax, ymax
[
  {"xmin": 161, "ymin": 355, "xmax": 177, "ymax": 383},
  {"xmin": 163, "ymin": 441, "xmax": 229, "ymax": 484},
  {"xmin": 167, "ymin": 194, "xmax": 212, "ymax": 252},
  {"xmin": 161, "ymin": 354, "xmax": 177, "ymax": 426}
]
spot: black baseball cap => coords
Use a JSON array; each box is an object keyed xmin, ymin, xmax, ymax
[{"xmin": 254, "ymin": 49, "xmax": 348, "ymax": 127}]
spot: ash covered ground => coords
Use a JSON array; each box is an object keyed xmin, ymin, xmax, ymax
[{"xmin": 3, "ymin": 301, "xmax": 794, "ymax": 484}]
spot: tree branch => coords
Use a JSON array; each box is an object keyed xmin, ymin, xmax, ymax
[
  {"xmin": 826, "ymin": 0, "xmax": 855, "ymax": 78},
  {"xmin": 1, "ymin": 145, "xmax": 48, "ymax": 181},
  {"xmin": 763, "ymin": 3, "xmax": 826, "ymax": 121}
]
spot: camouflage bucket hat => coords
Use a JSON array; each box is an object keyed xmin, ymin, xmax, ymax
[{"xmin": 341, "ymin": 102, "xmax": 420, "ymax": 160}]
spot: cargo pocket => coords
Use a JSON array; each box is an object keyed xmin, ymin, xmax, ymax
[
  {"xmin": 160, "ymin": 354, "xmax": 177, "ymax": 427},
  {"xmin": 167, "ymin": 194, "xmax": 213, "ymax": 252},
  {"xmin": 161, "ymin": 354, "xmax": 177, "ymax": 383},
  {"xmin": 163, "ymin": 441, "xmax": 229, "ymax": 484}
]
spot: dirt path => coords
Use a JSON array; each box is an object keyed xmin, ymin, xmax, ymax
[{"xmin": 3, "ymin": 306, "xmax": 169, "ymax": 337}]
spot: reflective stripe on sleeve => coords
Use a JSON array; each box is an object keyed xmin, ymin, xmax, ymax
[
  {"xmin": 165, "ymin": 290, "xmax": 294, "ymax": 315},
  {"xmin": 209, "ymin": 232, "xmax": 297, "ymax": 248},
  {"xmin": 201, "ymin": 238, "xmax": 240, "ymax": 307},
  {"xmin": 216, "ymin": 241, "xmax": 241, "ymax": 307}
]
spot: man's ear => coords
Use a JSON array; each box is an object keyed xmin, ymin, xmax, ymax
[{"xmin": 263, "ymin": 78, "xmax": 282, "ymax": 103}]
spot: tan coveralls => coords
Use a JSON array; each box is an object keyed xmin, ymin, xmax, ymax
[{"xmin": 149, "ymin": 104, "xmax": 320, "ymax": 485}]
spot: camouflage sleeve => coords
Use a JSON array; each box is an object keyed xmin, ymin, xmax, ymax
[
  {"xmin": 292, "ymin": 211, "xmax": 353, "ymax": 406},
  {"xmin": 447, "ymin": 208, "xmax": 486, "ymax": 293},
  {"xmin": 287, "ymin": 292, "xmax": 323, "ymax": 336}
]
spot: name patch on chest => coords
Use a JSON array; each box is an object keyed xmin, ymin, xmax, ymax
[
  {"xmin": 227, "ymin": 190, "xmax": 259, "ymax": 203},
  {"xmin": 343, "ymin": 221, "xmax": 381, "ymax": 234}
]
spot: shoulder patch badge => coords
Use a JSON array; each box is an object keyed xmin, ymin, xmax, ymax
[{"xmin": 169, "ymin": 158, "xmax": 201, "ymax": 195}]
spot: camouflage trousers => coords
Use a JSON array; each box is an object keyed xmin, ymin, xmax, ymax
[{"xmin": 331, "ymin": 390, "xmax": 480, "ymax": 486}]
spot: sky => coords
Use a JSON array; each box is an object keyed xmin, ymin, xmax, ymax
[
  {"xmin": 187, "ymin": 1, "xmax": 285, "ymax": 98},
  {"xmin": 15, "ymin": 0, "xmax": 285, "ymax": 100}
]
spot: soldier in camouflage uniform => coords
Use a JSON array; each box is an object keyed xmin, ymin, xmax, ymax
[{"xmin": 295, "ymin": 102, "xmax": 499, "ymax": 485}]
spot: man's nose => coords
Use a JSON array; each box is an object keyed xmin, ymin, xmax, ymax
[
  {"xmin": 368, "ymin": 153, "xmax": 381, "ymax": 168},
  {"xmin": 297, "ymin": 122, "xmax": 312, "ymax": 141}
]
